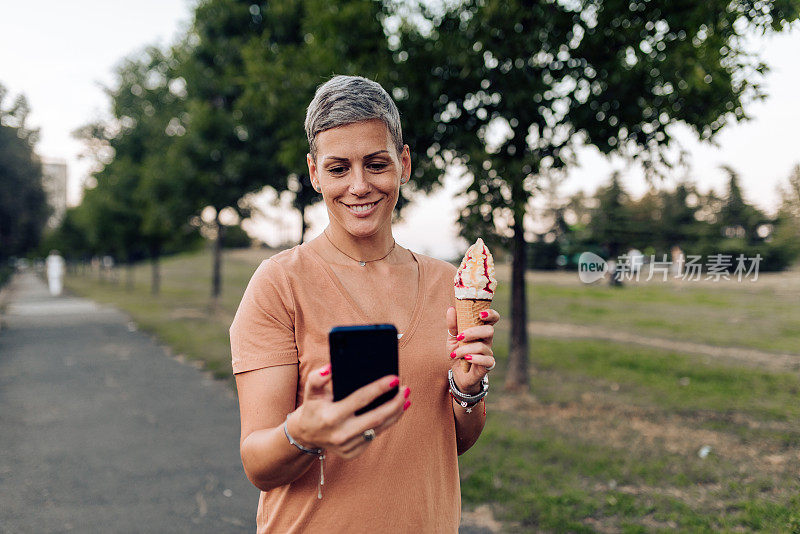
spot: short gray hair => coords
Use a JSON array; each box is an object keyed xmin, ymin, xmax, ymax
[{"xmin": 304, "ymin": 75, "xmax": 403, "ymax": 159}]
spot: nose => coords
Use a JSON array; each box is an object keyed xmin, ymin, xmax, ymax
[{"xmin": 348, "ymin": 165, "xmax": 371, "ymax": 197}]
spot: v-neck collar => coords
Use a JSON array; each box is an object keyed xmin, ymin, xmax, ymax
[{"xmin": 305, "ymin": 244, "xmax": 426, "ymax": 349}]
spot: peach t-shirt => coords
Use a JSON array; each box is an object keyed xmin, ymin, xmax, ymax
[{"xmin": 230, "ymin": 243, "xmax": 460, "ymax": 533}]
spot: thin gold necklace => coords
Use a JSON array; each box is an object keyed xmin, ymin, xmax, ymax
[{"xmin": 323, "ymin": 230, "xmax": 396, "ymax": 267}]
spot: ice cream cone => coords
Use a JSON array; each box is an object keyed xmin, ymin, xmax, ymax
[{"xmin": 455, "ymin": 298, "xmax": 492, "ymax": 372}]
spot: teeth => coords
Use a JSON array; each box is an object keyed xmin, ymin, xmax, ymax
[{"xmin": 348, "ymin": 202, "xmax": 376, "ymax": 213}]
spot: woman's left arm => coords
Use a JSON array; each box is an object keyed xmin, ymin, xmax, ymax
[{"xmin": 446, "ymin": 306, "xmax": 500, "ymax": 455}]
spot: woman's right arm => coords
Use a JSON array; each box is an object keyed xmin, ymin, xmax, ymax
[
  {"xmin": 236, "ymin": 363, "xmax": 316, "ymax": 491},
  {"xmin": 236, "ymin": 363, "xmax": 409, "ymax": 492}
]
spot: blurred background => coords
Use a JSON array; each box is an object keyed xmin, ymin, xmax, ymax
[{"xmin": 2, "ymin": 0, "xmax": 800, "ymax": 531}]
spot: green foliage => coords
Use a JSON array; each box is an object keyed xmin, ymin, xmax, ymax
[
  {"xmin": 237, "ymin": 0, "xmax": 394, "ymax": 242},
  {"xmin": 396, "ymin": 0, "xmax": 799, "ymax": 244},
  {"xmin": 555, "ymin": 169, "xmax": 800, "ymax": 270},
  {"xmin": 0, "ymin": 84, "xmax": 49, "ymax": 261},
  {"xmin": 67, "ymin": 47, "xmax": 199, "ymax": 266},
  {"xmin": 393, "ymin": 0, "xmax": 800, "ymax": 387},
  {"xmin": 222, "ymin": 224, "xmax": 252, "ymax": 248}
]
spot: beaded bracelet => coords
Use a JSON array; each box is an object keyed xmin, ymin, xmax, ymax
[{"xmin": 448, "ymin": 369, "xmax": 489, "ymax": 413}]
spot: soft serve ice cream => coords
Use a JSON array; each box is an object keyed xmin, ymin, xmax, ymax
[{"xmin": 454, "ymin": 238, "xmax": 497, "ymax": 372}]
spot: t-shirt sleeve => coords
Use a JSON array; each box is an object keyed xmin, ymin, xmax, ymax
[{"xmin": 230, "ymin": 258, "xmax": 298, "ymax": 374}]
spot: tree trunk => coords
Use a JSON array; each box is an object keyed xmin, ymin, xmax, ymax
[
  {"xmin": 504, "ymin": 211, "xmax": 530, "ymax": 391},
  {"xmin": 151, "ymin": 248, "xmax": 161, "ymax": 295},
  {"xmin": 211, "ymin": 217, "xmax": 225, "ymax": 306},
  {"xmin": 299, "ymin": 204, "xmax": 308, "ymax": 244}
]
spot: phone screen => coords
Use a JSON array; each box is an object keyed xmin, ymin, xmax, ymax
[{"xmin": 329, "ymin": 324, "xmax": 399, "ymax": 415}]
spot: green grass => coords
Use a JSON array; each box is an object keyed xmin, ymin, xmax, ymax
[
  {"xmin": 66, "ymin": 250, "xmax": 800, "ymax": 532},
  {"xmin": 460, "ymin": 338, "xmax": 800, "ymax": 532},
  {"xmin": 522, "ymin": 280, "xmax": 800, "ymax": 354}
]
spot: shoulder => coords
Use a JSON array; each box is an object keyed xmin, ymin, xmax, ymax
[
  {"xmin": 413, "ymin": 251, "xmax": 456, "ymax": 285},
  {"xmin": 255, "ymin": 243, "xmax": 318, "ymax": 279}
]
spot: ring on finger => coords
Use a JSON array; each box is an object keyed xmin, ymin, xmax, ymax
[
  {"xmin": 447, "ymin": 330, "xmax": 458, "ymax": 339},
  {"xmin": 362, "ymin": 428, "xmax": 376, "ymax": 442},
  {"xmin": 486, "ymin": 361, "xmax": 496, "ymax": 371}
]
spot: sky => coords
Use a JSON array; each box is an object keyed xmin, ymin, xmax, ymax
[{"xmin": 2, "ymin": 1, "xmax": 798, "ymax": 260}]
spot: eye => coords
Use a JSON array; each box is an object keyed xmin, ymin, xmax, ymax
[
  {"xmin": 367, "ymin": 162, "xmax": 389, "ymax": 172},
  {"xmin": 328, "ymin": 166, "xmax": 347, "ymax": 175}
]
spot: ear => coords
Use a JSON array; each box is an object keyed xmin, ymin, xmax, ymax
[
  {"xmin": 400, "ymin": 145, "xmax": 411, "ymax": 184},
  {"xmin": 307, "ymin": 153, "xmax": 321, "ymax": 193}
]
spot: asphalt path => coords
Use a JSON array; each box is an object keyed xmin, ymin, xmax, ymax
[{"xmin": 0, "ymin": 273, "xmax": 257, "ymax": 533}]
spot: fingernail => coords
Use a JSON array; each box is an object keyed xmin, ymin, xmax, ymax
[
  {"xmin": 480, "ymin": 311, "xmax": 488, "ymax": 319},
  {"xmin": 450, "ymin": 351, "xmax": 457, "ymax": 359},
  {"xmin": 403, "ymin": 400, "xmax": 411, "ymax": 411},
  {"xmin": 456, "ymin": 333, "xmax": 465, "ymax": 341},
  {"xmin": 389, "ymin": 377, "xmax": 400, "ymax": 388},
  {"xmin": 404, "ymin": 387, "xmax": 411, "ymax": 398},
  {"xmin": 319, "ymin": 364, "xmax": 331, "ymax": 376},
  {"xmin": 464, "ymin": 355, "xmax": 472, "ymax": 361}
]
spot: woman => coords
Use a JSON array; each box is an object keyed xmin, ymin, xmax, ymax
[{"xmin": 231, "ymin": 75, "xmax": 499, "ymax": 533}]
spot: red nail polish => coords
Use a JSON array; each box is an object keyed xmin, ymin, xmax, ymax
[
  {"xmin": 450, "ymin": 351, "xmax": 456, "ymax": 359},
  {"xmin": 456, "ymin": 334, "xmax": 465, "ymax": 341},
  {"xmin": 389, "ymin": 377, "xmax": 400, "ymax": 388},
  {"xmin": 480, "ymin": 311, "xmax": 488, "ymax": 319},
  {"xmin": 319, "ymin": 364, "xmax": 331, "ymax": 376},
  {"xmin": 403, "ymin": 400, "xmax": 411, "ymax": 411},
  {"xmin": 464, "ymin": 355, "xmax": 472, "ymax": 361},
  {"xmin": 404, "ymin": 387, "xmax": 411, "ymax": 398}
]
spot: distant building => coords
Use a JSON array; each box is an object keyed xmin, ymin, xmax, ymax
[{"xmin": 41, "ymin": 159, "xmax": 68, "ymax": 228}]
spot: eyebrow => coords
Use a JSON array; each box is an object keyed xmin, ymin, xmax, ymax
[{"xmin": 322, "ymin": 150, "xmax": 390, "ymax": 164}]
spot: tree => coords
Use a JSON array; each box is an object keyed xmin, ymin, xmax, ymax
[
  {"xmin": 717, "ymin": 165, "xmax": 767, "ymax": 243},
  {"xmin": 395, "ymin": 0, "xmax": 800, "ymax": 390},
  {"xmin": 590, "ymin": 172, "xmax": 633, "ymax": 259},
  {"xmin": 178, "ymin": 0, "xmax": 288, "ymax": 304},
  {"xmin": 73, "ymin": 47, "xmax": 196, "ymax": 294},
  {"xmin": 771, "ymin": 164, "xmax": 800, "ymax": 265},
  {"xmin": 659, "ymin": 183, "xmax": 699, "ymax": 251},
  {"xmin": 0, "ymin": 85, "xmax": 49, "ymax": 261}
]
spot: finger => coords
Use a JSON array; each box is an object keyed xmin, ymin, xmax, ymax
[
  {"xmin": 460, "ymin": 354, "xmax": 495, "ymax": 369},
  {"xmin": 446, "ymin": 306, "xmax": 458, "ymax": 337},
  {"xmin": 457, "ymin": 324, "xmax": 495, "ymax": 343},
  {"xmin": 337, "ymin": 374, "xmax": 400, "ymax": 415},
  {"xmin": 452, "ymin": 341, "xmax": 493, "ymax": 358},
  {"xmin": 337, "ymin": 438, "xmax": 371, "ymax": 458},
  {"xmin": 339, "ymin": 390, "xmax": 408, "ymax": 453},
  {"xmin": 477, "ymin": 309, "xmax": 500, "ymax": 325},
  {"xmin": 352, "ymin": 385, "xmax": 408, "ymax": 432},
  {"xmin": 304, "ymin": 363, "xmax": 333, "ymax": 401}
]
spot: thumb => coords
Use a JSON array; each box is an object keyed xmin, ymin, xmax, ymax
[
  {"xmin": 446, "ymin": 306, "xmax": 458, "ymax": 347},
  {"xmin": 447, "ymin": 306, "xmax": 458, "ymax": 335},
  {"xmin": 304, "ymin": 363, "xmax": 333, "ymax": 401}
]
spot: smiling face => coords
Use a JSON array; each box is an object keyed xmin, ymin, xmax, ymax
[{"xmin": 308, "ymin": 119, "xmax": 411, "ymax": 241}]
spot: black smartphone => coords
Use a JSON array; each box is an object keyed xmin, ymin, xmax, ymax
[{"xmin": 329, "ymin": 324, "xmax": 399, "ymax": 415}]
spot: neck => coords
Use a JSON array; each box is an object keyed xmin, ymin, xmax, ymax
[{"xmin": 324, "ymin": 225, "xmax": 395, "ymax": 262}]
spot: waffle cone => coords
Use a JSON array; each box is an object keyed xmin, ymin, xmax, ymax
[{"xmin": 455, "ymin": 298, "xmax": 492, "ymax": 372}]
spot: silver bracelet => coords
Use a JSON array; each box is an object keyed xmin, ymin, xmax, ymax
[
  {"xmin": 284, "ymin": 412, "xmax": 326, "ymax": 500},
  {"xmin": 448, "ymin": 369, "xmax": 488, "ymax": 412},
  {"xmin": 284, "ymin": 413, "xmax": 323, "ymax": 455}
]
